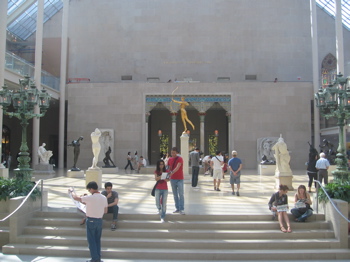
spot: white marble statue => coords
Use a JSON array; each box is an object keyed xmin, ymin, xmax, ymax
[
  {"xmin": 90, "ymin": 128, "xmax": 101, "ymax": 169},
  {"xmin": 38, "ymin": 143, "xmax": 53, "ymax": 164},
  {"xmin": 271, "ymin": 135, "xmax": 292, "ymax": 173}
]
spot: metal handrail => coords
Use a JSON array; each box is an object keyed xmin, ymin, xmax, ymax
[
  {"xmin": 0, "ymin": 179, "xmax": 43, "ymax": 222},
  {"xmin": 315, "ymin": 180, "xmax": 350, "ymax": 223}
]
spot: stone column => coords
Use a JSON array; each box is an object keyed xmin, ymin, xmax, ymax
[
  {"xmin": 310, "ymin": 0, "xmax": 320, "ymax": 150},
  {"xmin": 226, "ymin": 112, "xmax": 232, "ymax": 151},
  {"xmin": 145, "ymin": 112, "xmax": 150, "ymax": 159},
  {"xmin": 171, "ymin": 112, "xmax": 177, "ymax": 148},
  {"xmin": 180, "ymin": 132, "xmax": 189, "ymax": 177},
  {"xmin": 199, "ymin": 112, "xmax": 206, "ymax": 153},
  {"xmin": 0, "ymin": 0, "xmax": 7, "ymax": 163},
  {"xmin": 32, "ymin": 0, "xmax": 45, "ymax": 166},
  {"xmin": 59, "ymin": 0, "xmax": 70, "ymax": 169}
]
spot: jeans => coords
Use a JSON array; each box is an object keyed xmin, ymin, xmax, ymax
[
  {"xmin": 86, "ymin": 217, "xmax": 103, "ymax": 261},
  {"xmin": 155, "ymin": 189, "xmax": 168, "ymax": 219},
  {"xmin": 170, "ymin": 179, "xmax": 184, "ymax": 211},
  {"xmin": 108, "ymin": 205, "xmax": 119, "ymax": 221},
  {"xmin": 291, "ymin": 208, "xmax": 313, "ymax": 222},
  {"xmin": 191, "ymin": 166, "xmax": 199, "ymax": 187}
]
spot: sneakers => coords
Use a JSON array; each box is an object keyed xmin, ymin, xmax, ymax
[
  {"xmin": 173, "ymin": 209, "xmax": 180, "ymax": 213},
  {"xmin": 160, "ymin": 218, "xmax": 165, "ymax": 223},
  {"xmin": 216, "ymin": 188, "xmax": 221, "ymax": 191},
  {"xmin": 232, "ymin": 192, "xmax": 235, "ymax": 195},
  {"xmin": 236, "ymin": 191, "xmax": 240, "ymax": 196},
  {"xmin": 111, "ymin": 223, "xmax": 116, "ymax": 231},
  {"xmin": 180, "ymin": 210, "xmax": 185, "ymax": 215},
  {"xmin": 214, "ymin": 187, "xmax": 217, "ymax": 191}
]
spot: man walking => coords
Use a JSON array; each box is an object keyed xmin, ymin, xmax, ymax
[
  {"xmin": 211, "ymin": 150, "xmax": 224, "ymax": 191},
  {"xmin": 315, "ymin": 152, "xmax": 330, "ymax": 187},
  {"xmin": 71, "ymin": 181, "xmax": 107, "ymax": 262},
  {"xmin": 189, "ymin": 147, "xmax": 200, "ymax": 188},
  {"xmin": 101, "ymin": 182, "xmax": 119, "ymax": 231},
  {"xmin": 168, "ymin": 147, "xmax": 185, "ymax": 215},
  {"xmin": 228, "ymin": 150, "xmax": 243, "ymax": 196}
]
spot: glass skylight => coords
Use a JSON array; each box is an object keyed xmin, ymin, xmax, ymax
[
  {"xmin": 316, "ymin": 0, "xmax": 350, "ymax": 30},
  {"xmin": 7, "ymin": 0, "xmax": 63, "ymax": 40}
]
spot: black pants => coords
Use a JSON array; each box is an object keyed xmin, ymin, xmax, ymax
[
  {"xmin": 191, "ymin": 166, "xmax": 199, "ymax": 187},
  {"xmin": 125, "ymin": 160, "xmax": 134, "ymax": 170},
  {"xmin": 307, "ymin": 172, "xmax": 317, "ymax": 188}
]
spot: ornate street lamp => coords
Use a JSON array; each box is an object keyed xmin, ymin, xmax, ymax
[
  {"xmin": 314, "ymin": 73, "xmax": 350, "ymax": 183},
  {"xmin": 0, "ymin": 75, "xmax": 51, "ymax": 180}
]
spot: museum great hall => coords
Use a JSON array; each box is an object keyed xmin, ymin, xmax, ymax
[{"xmin": 0, "ymin": 0, "xmax": 350, "ymax": 171}]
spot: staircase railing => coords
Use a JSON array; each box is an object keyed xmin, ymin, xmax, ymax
[
  {"xmin": 315, "ymin": 179, "xmax": 350, "ymax": 223},
  {"xmin": 0, "ymin": 179, "xmax": 44, "ymax": 222}
]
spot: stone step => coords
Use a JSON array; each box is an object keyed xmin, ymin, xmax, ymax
[
  {"xmin": 13, "ymin": 234, "xmax": 341, "ymax": 250},
  {"xmin": 3, "ymin": 244, "xmax": 350, "ymax": 260},
  {"xmin": 33, "ymin": 211, "xmax": 326, "ymax": 222},
  {"xmin": 22, "ymin": 226, "xmax": 335, "ymax": 240},
  {"xmin": 27, "ymin": 217, "xmax": 330, "ymax": 230}
]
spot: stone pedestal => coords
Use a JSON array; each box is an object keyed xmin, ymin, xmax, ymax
[
  {"xmin": 275, "ymin": 171, "xmax": 294, "ymax": 190},
  {"xmin": 32, "ymin": 164, "xmax": 55, "ymax": 180},
  {"xmin": 258, "ymin": 165, "xmax": 275, "ymax": 176},
  {"xmin": 0, "ymin": 168, "xmax": 9, "ymax": 179},
  {"xmin": 67, "ymin": 170, "xmax": 85, "ymax": 178},
  {"xmin": 85, "ymin": 168, "xmax": 102, "ymax": 189},
  {"xmin": 102, "ymin": 167, "xmax": 118, "ymax": 174},
  {"xmin": 180, "ymin": 133, "xmax": 189, "ymax": 177}
]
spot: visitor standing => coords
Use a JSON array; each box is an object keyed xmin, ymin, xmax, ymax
[
  {"xmin": 71, "ymin": 181, "xmax": 108, "ymax": 262},
  {"xmin": 189, "ymin": 147, "xmax": 200, "ymax": 188},
  {"xmin": 211, "ymin": 150, "xmax": 224, "ymax": 191},
  {"xmin": 154, "ymin": 159, "xmax": 169, "ymax": 222},
  {"xmin": 315, "ymin": 152, "xmax": 330, "ymax": 187},
  {"xmin": 228, "ymin": 150, "xmax": 243, "ymax": 196},
  {"xmin": 168, "ymin": 147, "xmax": 185, "ymax": 215}
]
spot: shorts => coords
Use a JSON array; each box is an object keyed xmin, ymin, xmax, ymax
[
  {"xmin": 212, "ymin": 169, "xmax": 223, "ymax": 180},
  {"xmin": 230, "ymin": 171, "xmax": 241, "ymax": 184}
]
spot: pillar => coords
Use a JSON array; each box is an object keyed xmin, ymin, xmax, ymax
[
  {"xmin": 145, "ymin": 112, "xmax": 150, "ymax": 160},
  {"xmin": 199, "ymin": 112, "xmax": 205, "ymax": 153},
  {"xmin": 59, "ymin": 0, "xmax": 70, "ymax": 169},
  {"xmin": 0, "ymin": 0, "xmax": 7, "ymax": 161},
  {"xmin": 180, "ymin": 133, "xmax": 189, "ymax": 177},
  {"xmin": 32, "ymin": 0, "xmax": 45, "ymax": 166},
  {"xmin": 226, "ymin": 112, "xmax": 231, "ymax": 151},
  {"xmin": 171, "ymin": 112, "xmax": 177, "ymax": 148},
  {"xmin": 310, "ymin": 0, "xmax": 320, "ymax": 149}
]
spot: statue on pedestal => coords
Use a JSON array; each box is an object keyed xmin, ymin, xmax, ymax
[
  {"xmin": 89, "ymin": 128, "xmax": 101, "ymax": 169},
  {"xmin": 68, "ymin": 136, "xmax": 83, "ymax": 171},
  {"xmin": 38, "ymin": 143, "xmax": 53, "ymax": 164}
]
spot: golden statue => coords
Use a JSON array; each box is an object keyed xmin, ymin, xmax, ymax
[{"xmin": 172, "ymin": 96, "xmax": 195, "ymax": 133}]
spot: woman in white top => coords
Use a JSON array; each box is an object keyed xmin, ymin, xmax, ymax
[{"xmin": 290, "ymin": 185, "xmax": 313, "ymax": 222}]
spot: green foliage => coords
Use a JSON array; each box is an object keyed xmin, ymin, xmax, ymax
[
  {"xmin": 0, "ymin": 177, "xmax": 41, "ymax": 201},
  {"xmin": 317, "ymin": 181, "xmax": 350, "ymax": 203}
]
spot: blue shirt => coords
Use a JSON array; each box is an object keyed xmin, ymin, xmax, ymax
[
  {"xmin": 228, "ymin": 157, "xmax": 242, "ymax": 171},
  {"xmin": 315, "ymin": 158, "xmax": 330, "ymax": 169}
]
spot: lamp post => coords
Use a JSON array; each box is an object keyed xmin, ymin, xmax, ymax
[
  {"xmin": 314, "ymin": 73, "xmax": 350, "ymax": 183},
  {"xmin": 0, "ymin": 75, "xmax": 51, "ymax": 181}
]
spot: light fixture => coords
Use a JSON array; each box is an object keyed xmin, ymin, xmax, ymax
[
  {"xmin": 158, "ymin": 129, "xmax": 162, "ymax": 137},
  {"xmin": 214, "ymin": 130, "xmax": 219, "ymax": 137}
]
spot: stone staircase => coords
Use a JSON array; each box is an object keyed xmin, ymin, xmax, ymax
[{"xmin": 2, "ymin": 209, "xmax": 350, "ymax": 260}]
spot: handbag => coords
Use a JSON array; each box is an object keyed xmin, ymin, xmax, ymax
[{"xmin": 151, "ymin": 181, "xmax": 159, "ymax": 197}]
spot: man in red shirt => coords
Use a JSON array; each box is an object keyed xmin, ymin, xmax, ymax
[{"xmin": 168, "ymin": 147, "xmax": 185, "ymax": 215}]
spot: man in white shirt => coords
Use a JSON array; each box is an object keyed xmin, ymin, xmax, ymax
[
  {"xmin": 315, "ymin": 152, "xmax": 330, "ymax": 187},
  {"xmin": 211, "ymin": 150, "xmax": 224, "ymax": 191},
  {"xmin": 71, "ymin": 181, "xmax": 108, "ymax": 262},
  {"xmin": 137, "ymin": 156, "xmax": 147, "ymax": 172}
]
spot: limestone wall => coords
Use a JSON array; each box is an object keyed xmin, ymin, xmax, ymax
[{"xmin": 67, "ymin": 81, "xmax": 312, "ymax": 170}]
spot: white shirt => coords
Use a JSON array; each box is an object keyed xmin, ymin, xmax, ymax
[
  {"xmin": 82, "ymin": 193, "xmax": 108, "ymax": 218},
  {"xmin": 212, "ymin": 155, "xmax": 223, "ymax": 170}
]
